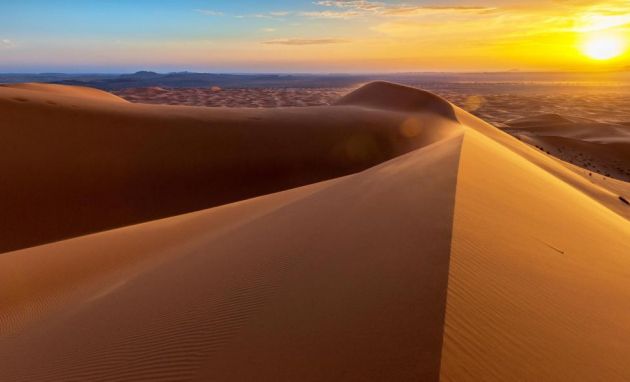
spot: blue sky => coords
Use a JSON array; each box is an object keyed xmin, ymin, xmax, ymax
[
  {"xmin": 1, "ymin": 0, "xmax": 628, "ymax": 72},
  {"xmin": 1, "ymin": 1, "xmax": 370, "ymax": 41}
]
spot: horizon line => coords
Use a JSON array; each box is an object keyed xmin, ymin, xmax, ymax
[{"xmin": 2, "ymin": 69, "xmax": 629, "ymax": 76}]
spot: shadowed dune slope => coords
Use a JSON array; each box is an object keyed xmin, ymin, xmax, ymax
[
  {"xmin": 0, "ymin": 125, "xmax": 463, "ymax": 381},
  {"xmin": 1, "ymin": 82, "xmax": 630, "ymax": 381},
  {"xmin": 0, "ymin": 82, "xmax": 457, "ymax": 253}
]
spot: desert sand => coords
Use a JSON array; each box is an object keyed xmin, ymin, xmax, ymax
[
  {"xmin": 503, "ymin": 114, "xmax": 630, "ymax": 181},
  {"xmin": 113, "ymin": 86, "xmax": 347, "ymax": 108},
  {"xmin": 114, "ymin": 85, "xmax": 630, "ymax": 183},
  {"xmin": 1, "ymin": 81, "xmax": 630, "ymax": 381}
]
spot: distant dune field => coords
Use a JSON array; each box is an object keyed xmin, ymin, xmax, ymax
[{"xmin": 1, "ymin": 82, "xmax": 630, "ymax": 381}]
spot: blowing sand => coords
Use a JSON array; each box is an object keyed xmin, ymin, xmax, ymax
[{"xmin": 1, "ymin": 81, "xmax": 629, "ymax": 381}]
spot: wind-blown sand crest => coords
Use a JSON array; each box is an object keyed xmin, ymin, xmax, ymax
[{"xmin": 1, "ymin": 82, "xmax": 629, "ymax": 381}]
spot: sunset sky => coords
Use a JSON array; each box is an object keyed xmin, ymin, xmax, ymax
[{"xmin": 1, "ymin": 0, "xmax": 629, "ymax": 72}]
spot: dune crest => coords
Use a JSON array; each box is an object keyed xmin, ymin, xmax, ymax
[
  {"xmin": 1, "ymin": 82, "xmax": 630, "ymax": 381},
  {"xmin": 335, "ymin": 81, "xmax": 458, "ymax": 120},
  {"xmin": 0, "ymin": 83, "xmax": 128, "ymax": 103}
]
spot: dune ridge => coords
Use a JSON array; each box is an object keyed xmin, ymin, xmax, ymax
[
  {"xmin": 335, "ymin": 80, "xmax": 458, "ymax": 121},
  {"xmin": 1, "ymin": 82, "xmax": 629, "ymax": 381}
]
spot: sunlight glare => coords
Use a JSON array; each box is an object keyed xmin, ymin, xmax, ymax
[{"xmin": 582, "ymin": 33, "xmax": 625, "ymax": 60}]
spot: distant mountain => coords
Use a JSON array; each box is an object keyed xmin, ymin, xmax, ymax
[{"xmin": 121, "ymin": 71, "xmax": 161, "ymax": 79}]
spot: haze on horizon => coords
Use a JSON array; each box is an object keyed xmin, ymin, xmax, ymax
[{"xmin": 1, "ymin": 0, "xmax": 629, "ymax": 73}]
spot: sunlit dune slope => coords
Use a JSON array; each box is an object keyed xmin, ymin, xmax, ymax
[
  {"xmin": 1, "ymin": 82, "xmax": 630, "ymax": 381},
  {"xmin": 441, "ymin": 110, "xmax": 630, "ymax": 381},
  {"xmin": 0, "ymin": 82, "xmax": 129, "ymax": 103}
]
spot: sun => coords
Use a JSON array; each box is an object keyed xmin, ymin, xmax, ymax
[{"xmin": 581, "ymin": 33, "xmax": 626, "ymax": 60}]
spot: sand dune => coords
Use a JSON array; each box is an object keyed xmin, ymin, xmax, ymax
[
  {"xmin": 442, "ymin": 112, "xmax": 630, "ymax": 381},
  {"xmin": 1, "ymin": 82, "xmax": 630, "ymax": 381},
  {"xmin": 111, "ymin": 85, "xmax": 630, "ymax": 184},
  {"xmin": 0, "ymin": 82, "xmax": 451, "ymax": 253},
  {"xmin": 504, "ymin": 114, "xmax": 630, "ymax": 181},
  {"xmin": 0, "ymin": 82, "xmax": 129, "ymax": 103}
]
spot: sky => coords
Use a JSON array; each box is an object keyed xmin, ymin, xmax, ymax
[{"xmin": 0, "ymin": 0, "xmax": 629, "ymax": 73}]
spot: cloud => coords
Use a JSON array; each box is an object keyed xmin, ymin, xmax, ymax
[
  {"xmin": 573, "ymin": 12, "xmax": 630, "ymax": 32},
  {"xmin": 195, "ymin": 9, "xmax": 224, "ymax": 16},
  {"xmin": 237, "ymin": 11, "xmax": 291, "ymax": 19},
  {"xmin": 0, "ymin": 39, "xmax": 15, "ymax": 48},
  {"xmin": 300, "ymin": 10, "xmax": 360, "ymax": 19},
  {"xmin": 315, "ymin": 1, "xmax": 382, "ymax": 11},
  {"xmin": 262, "ymin": 38, "xmax": 349, "ymax": 45},
  {"xmin": 382, "ymin": 6, "xmax": 495, "ymax": 16},
  {"xmin": 311, "ymin": 0, "xmax": 495, "ymax": 17},
  {"xmin": 261, "ymin": 28, "xmax": 277, "ymax": 33}
]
